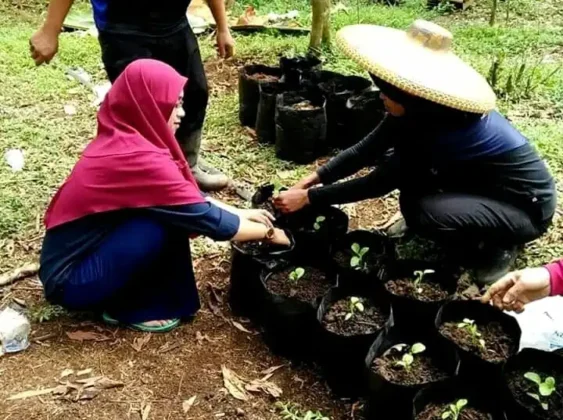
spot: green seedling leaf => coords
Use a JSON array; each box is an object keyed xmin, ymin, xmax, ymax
[
  {"xmin": 391, "ymin": 344, "xmax": 408, "ymax": 352},
  {"xmin": 359, "ymin": 247, "xmax": 369, "ymax": 257},
  {"xmin": 355, "ymin": 302, "xmax": 365, "ymax": 312},
  {"xmin": 540, "ymin": 378, "xmax": 556, "ymax": 397},
  {"xmin": 525, "ymin": 372, "xmax": 542, "ymax": 385},
  {"xmin": 350, "ymin": 297, "xmax": 360, "ymax": 304},
  {"xmin": 289, "ymin": 267, "xmax": 305, "ymax": 282},
  {"xmin": 527, "ymin": 392, "xmax": 541, "ymax": 403},
  {"xmin": 402, "ymin": 353, "xmax": 414, "ymax": 365},
  {"xmin": 344, "ymin": 313, "xmax": 353, "ymax": 321},
  {"xmin": 542, "ymin": 403, "xmax": 549, "ymax": 411},
  {"xmin": 351, "ymin": 243, "xmax": 360, "ymax": 254},
  {"xmin": 350, "ymin": 256, "xmax": 360, "ymax": 267},
  {"xmin": 442, "ymin": 412, "xmax": 451, "ymax": 419},
  {"xmin": 457, "ymin": 399, "xmax": 468, "ymax": 410},
  {"xmin": 411, "ymin": 343, "xmax": 426, "ymax": 354}
]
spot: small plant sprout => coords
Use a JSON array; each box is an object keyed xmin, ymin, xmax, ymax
[
  {"xmin": 350, "ymin": 243, "xmax": 369, "ymax": 271},
  {"xmin": 313, "ymin": 215, "xmax": 326, "ymax": 231},
  {"xmin": 413, "ymin": 269, "xmax": 435, "ymax": 292},
  {"xmin": 441, "ymin": 399, "xmax": 468, "ymax": 420},
  {"xmin": 288, "ymin": 267, "xmax": 305, "ymax": 283},
  {"xmin": 457, "ymin": 318, "xmax": 486, "ymax": 350},
  {"xmin": 524, "ymin": 372, "xmax": 556, "ymax": 411},
  {"xmin": 272, "ymin": 179, "xmax": 284, "ymax": 197},
  {"xmin": 344, "ymin": 297, "xmax": 365, "ymax": 321},
  {"xmin": 393, "ymin": 342, "xmax": 426, "ymax": 371}
]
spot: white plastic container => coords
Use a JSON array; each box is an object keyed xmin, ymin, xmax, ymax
[{"xmin": 0, "ymin": 308, "xmax": 30, "ymax": 356}]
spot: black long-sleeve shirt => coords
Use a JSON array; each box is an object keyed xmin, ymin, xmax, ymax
[{"xmin": 308, "ymin": 112, "xmax": 556, "ymax": 224}]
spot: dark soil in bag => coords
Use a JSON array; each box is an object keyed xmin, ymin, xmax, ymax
[
  {"xmin": 413, "ymin": 379, "xmax": 505, "ymax": 420},
  {"xmin": 318, "ymin": 287, "xmax": 392, "ymax": 398},
  {"xmin": 255, "ymin": 82, "xmax": 287, "ymax": 144},
  {"xmin": 239, "ymin": 64, "xmax": 282, "ymax": 127},
  {"xmin": 344, "ymin": 90, "xmax": 386, "ymax": 148},
  {"xmin": 228, "ymin": 233, "xmax": 294, "ymax": 322},
  {"xmin": 309, "ymin": 70, "xmax": 372, "ymax": 148},
  {"xmin": 382, "ymin": 260, "xmax": 459, "ymax": 333},
  {"xmin": 250, "ymin": 183, "xmax": 304, "ymax": 227},
  {"xmin": 275, "ymin": 91, "xmax": 327, "ymax": 164},
  {"xmin": 260, "ymin": 264, "xmax": 336, "ymax": 362},
  {"xmin": 365, "ymin": 327, "xmax": 460, "ymax": 420},
  {"xmin": 504, "ymin": 348, "xmax": 563, "ymax": 420},
  {"xmin": 331, "ymin": 230, "xmax": 392, "ymax": 293},
  {"xmin": 279, "ymin": 55, "xmax": 322, "ymax": 87},
  {"xmin": 436, "ymin": 300, "xmax": 521, "ymax": 393}
]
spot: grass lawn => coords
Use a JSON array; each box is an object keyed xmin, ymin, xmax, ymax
[{"xmin": 0, "ymin": 0, "xmax": 561, "ymax": 418}]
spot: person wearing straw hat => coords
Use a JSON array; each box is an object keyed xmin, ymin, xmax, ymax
[{"xmin": 274, "ymin": 20, "xmax": 556, "ymax": 285}]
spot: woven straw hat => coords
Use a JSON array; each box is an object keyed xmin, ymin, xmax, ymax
[{"xmin": 336, "ymin": 20, "xmax": 496, "ymax": 113}]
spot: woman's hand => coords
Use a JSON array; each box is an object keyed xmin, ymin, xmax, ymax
[
  {"xmin": 292, "ymin": 172, "xmax": 321, "ymax": 190},
  {"xmin": 216, "ymin": 29, "xmax": 235, "ymax": 58},
  {"xmin": 274, "ymin": 189, "xmax": 310, "ymax": 213},
  {"xmin": 239, "ymin": 209, "xmax": 275, "ymax": 228},
  {"xmin": 481, "ymin": 267, "xmax": 552, "ymax": 313},
  {"xmin": 270, "ymin": 228, "xmax": 291, "ymax": 246}
]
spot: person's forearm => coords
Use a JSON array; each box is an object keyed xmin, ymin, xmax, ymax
[
  {"xmin": 206, "ymin": 0, "xmax": 229, "ymax": 31},
  {"xmin": 231, "ymin": 218, "xmax": 269, "ymax": 242},
  {"xmin": 206, "ymin": 197, "xmax": 240, "ymax": 215},
  {"xmin": 43, "ymin": 0, "xmax": 75, "ymax": 33},
  {"xmin": 545, "ymin": 259, "xmax": 563, "ymax": 296}
]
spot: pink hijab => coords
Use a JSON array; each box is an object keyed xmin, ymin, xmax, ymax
[{"xmin": 44, "ymin": 59, "xmax": 205, "ymax": 229}]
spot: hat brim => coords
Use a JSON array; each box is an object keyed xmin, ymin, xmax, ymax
[{"xmin": 336, "ymin": 25, "xmax": 496, "ymax": 113}]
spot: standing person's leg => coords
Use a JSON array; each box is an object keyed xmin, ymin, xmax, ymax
[
  {"xmin": 400, "ymin": 193, "xmax": 548, "ymax": 284},
  {"xmin": 158, "ymin": 26, "xmax": 230, "ymax": 191},
  {"xmin": 98, "ymin": 32, "xmax": 153, "ymax": 83}
]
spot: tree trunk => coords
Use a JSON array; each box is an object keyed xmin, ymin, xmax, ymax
[
  {"xmin": 310, "ymin": 0, "xmax": 331, "ymax": 55},
  {"xmin": 489, "ymin": 0, "xmax": 498, "ymax": 25}
]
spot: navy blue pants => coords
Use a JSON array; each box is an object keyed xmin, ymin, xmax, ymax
[{"xmin": 61, "ymin": 218, "xmax": 200, "ymax": 324}]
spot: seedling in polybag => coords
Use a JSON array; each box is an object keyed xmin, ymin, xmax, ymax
[
  {"xmin": 272, "ymin": 179, "xmax": 284, "ymax": 197},
  {"xmin": 313, "ymin": 216, "xmax": 326, "ymax": 231},
  {"xmin": 441, "ymin": 399, "xmax": 468, "ymax": 420},
  {"xmin": 392, "ymin": 342, "xmax": 426, "ymax": 371},
  {"xmin": 344, "ymin": 297, "xmax": 365, "ymax": 321},
  {"xmin": 524, "ymin": 371, "xmax": 556, "ymax": 410},
  {"xmin": 457, "ymin": 319, "xmax": 486, "ymax": 350},
  {"xmin": 288, "ymin": 267, "xmax": 305, "ymax": 283},
  {"xmin": 413, "ymin": 269, "xmax": 435, "ymax": 292},
  {"xmin": 275, "ymin": 402, "xmax": 329, "ymax": 420},
  {"xmin": 350, "ymin": 243, "xmax": 369, "ymax": 271}
]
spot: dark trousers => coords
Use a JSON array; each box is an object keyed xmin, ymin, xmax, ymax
[
  {"xmin": 62, "ymin": 218, "xmax": 200, "ymax": 324},
  {"xmin": 98, "ymin": 25, "xmax": 208, "ymax": 166}
]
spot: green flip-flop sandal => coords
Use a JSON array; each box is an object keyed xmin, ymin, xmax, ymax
[{"xmin": 102, "ymin": 312, "xmax": 180, "ymax": 333}]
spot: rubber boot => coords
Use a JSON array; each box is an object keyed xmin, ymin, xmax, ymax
[
  {"xmin": 181, "ymin": 129, "xmax": 230, "ymax": 192},
  {"xmin": 470, "ymin": 243, "xmax": 519, "ymax": 286}
]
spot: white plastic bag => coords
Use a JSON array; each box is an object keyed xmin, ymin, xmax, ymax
[
  {"xmin": 508, "ymin": 296, "xmax": 563, "ymax": 352},
  {"xmin": 0, "ymin": 307, "xmax": 31, "ymax": 356}
]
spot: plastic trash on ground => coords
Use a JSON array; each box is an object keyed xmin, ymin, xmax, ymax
[
  {"xmin": 0, "ymin": 307, "xmax": 31, "ymax": 356},
  {"xmin": 4, "ymin": 149, "xmax": 25, "ymax": 172},
  {"xmin": 508, "ymin": 296, "xmax": 563, "ymax": 352}
]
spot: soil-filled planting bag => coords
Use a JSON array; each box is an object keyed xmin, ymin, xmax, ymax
[
  {"xmin": 435, "ymin": 300, "xmax": 521, "ymax": 394},
  {"xmin": 286, "ymin": 205, "xmax": 349, "ymax": 263},
  {"xmin": 238, "ymin": 64, "xmax": 282, "ymax": 127},
  {"xmin": 413, "ymin": 379, "xmax": 507, "ymax": 420},
  {"xmin": 503, "ymin": 348, "xmax": 563, "ymax": 420},
  {"xmin": 256, "ymin": 82, "xmax": 287, "ymax": 144},
  {"xmin": 260, "ymin": 263, "xmax": 336, "ymax": 362},
  {"xmin": 317, "ymin": 286, "xmax": 393, "ymax": 398},
  {"xmin": 365, "ymin": 327, "xmax": 460, "ymax": 420},
  {"xmin": 331, "ymin": 230, "xmax": 393, "ymax": 295},
  {"xmin": 279, "ymin": 55, "xmax": 322, "ymax": 88},
  {"xmin": 345, "ymin": 91, "xmax": 386, "ymax": 148},
  {"xmin": 228, "ymin": 234, "xmax": 294, "ymax": 323},
  {"xmin": 383, "ymin": 260, "xmax": 459, "ymax": 333},
  {"xmin": 310, "ymin": 70, "xmax": 372, "ymax": 149},
  {"xmin": 250, "ymin": 183, "xmax": 308, "ymax": 227},
  {"xmin": 275, "ymin": 91, "xmax": 327, "ymax": 164}
]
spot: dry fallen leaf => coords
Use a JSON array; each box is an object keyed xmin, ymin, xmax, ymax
[
  {"xmin": 77, "ymin": 368, "xmax": 93, "ymax": 377},
  {"xmin": 245, "ymin": 378, "xmax": 282, "ymax": 398},
  {"xmin": 131, "ymin": 334, "xmax": 152, "ymax": 352},
  {"xmin": 260, "ymin": 365, "xmax": 286, "ymax": 376},
  {"xmin": 77, "ymin": 387, "xmax": 100, "ymax": 401},
  {"xmin": 231, "ymin": 321, "xmax": 253, "ymax": 334},
  {"xmin": 60, "ymin": 369, "xmax": 75, "ymax": 379},
  {"xmin": 92, "ymin": 377, "xmax": 124, "ymax": 390},
  {"xmin": 66, "ymin": 330, "xmax": 110, "ymax": 342},
  {"xmin": 141, "ymin": 402, "xmax": 152, "ymax": 420},
  {"xmin": 8, "ymin": 387, "xmax": 58, "ymax": 401},
  {"xmin": 222, "ymin": 366, "xmax": 250, "ymax": 401},
  {"xmin": 182, "ymin": 395, "xmax": 197, "ymax": 413}
]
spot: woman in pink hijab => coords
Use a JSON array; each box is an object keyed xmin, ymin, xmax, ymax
[{"xmin": 39, "ymin": 59, "xmax": 289, "ymax": 332}]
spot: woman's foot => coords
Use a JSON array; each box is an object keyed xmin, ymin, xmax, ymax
[{"xmin": 102, "ymin": 312, "xmax": 180, "ymax": 332}]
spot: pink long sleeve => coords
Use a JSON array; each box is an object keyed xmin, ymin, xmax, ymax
[{"xmin": 545, "ymin": 259, "xmax": 563, "ymax": 296}]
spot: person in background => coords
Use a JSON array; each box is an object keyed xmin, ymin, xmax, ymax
[
  {"xmin": 481, "ymin": 258, "xmax": 563, "ymax": 313},
  {"xmin": 30, "ymin": 0, "xmax": 233, "ymax": 191},
  {"xmin": 275, "ymin": 20, "xmax": 556, "ymax": 285},
  {"xmin": 39, "ymin": 60, "xmax": 290, "ymax": 333}
]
